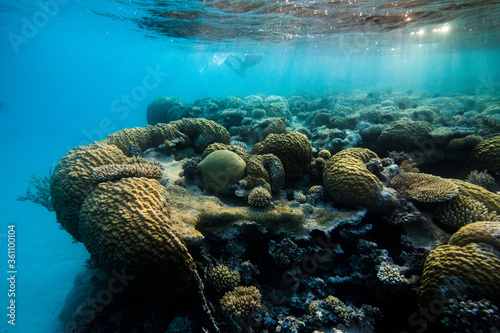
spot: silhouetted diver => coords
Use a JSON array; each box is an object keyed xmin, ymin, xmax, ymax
[{"xmin": 224, "ymin": 54, "xmax": 263, "ymax": 77}]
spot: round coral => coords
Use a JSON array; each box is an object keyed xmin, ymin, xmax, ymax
[
  {"xmin": 198, "ymin": 150, "xmax": 246, "ymax": 194},
  {"xmin": 317, "ymin": 149, "xmax": 331, "ymax": 159},
  {"xmin": 50, "ymin": 143, "xmax": 129, "ymax": 241},
  {"xmin": 79, "ymin": 177, "xmax": 193, "ymax": 298},
  {"xmin": 208, "ymin": 265, "xmax": 241, "ymax": 293},
  {"xmin": 322, "ymin": 148, "xmax": 398, "ymax": 212},
  {"xmin": 248, "ymin": 187, "xmax": 272, "ymax": 207},
  {"xmin": 251, "ymin": 132, "xmax": 312, "ymax": 178}
]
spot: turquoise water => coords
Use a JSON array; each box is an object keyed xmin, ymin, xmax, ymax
[{"xmin": 0, "ymin": 1, "xmax": 499, "ymax": 332}]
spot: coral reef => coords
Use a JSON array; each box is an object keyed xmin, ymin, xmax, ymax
[{"xmin": 46, "ymin": 90, "xmax": 500, "ymax": 333}]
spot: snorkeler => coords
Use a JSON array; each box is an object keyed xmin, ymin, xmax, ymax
[{"xmin": 224, "ymin": 53, "xmax": 263, "ymax": 77}]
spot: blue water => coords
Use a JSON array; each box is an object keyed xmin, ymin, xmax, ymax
[{"xmin": 0, "ymin": 0, "xmax": 499, "ymax": 332}]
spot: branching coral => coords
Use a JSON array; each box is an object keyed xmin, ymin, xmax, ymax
[{"xmin": 220, "ymin": 286, "xmax": 262, "ymax": 317}]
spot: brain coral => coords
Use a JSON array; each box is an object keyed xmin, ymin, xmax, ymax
[
  {"xmin": 103, "ymin": 118, "xmax": 230, "ymax": 156},
  {"xmin": 322, "ymin": 148, "xmax": 399, "ymax": 212},
  {"xmin": 103, "ymin": 123, "xmax": 180, "ymax": 156},
  {"xmin": 50, "ymin": 143, "xmax": 129, "ymax": 241},
  {"xmin": 198, "ymin": 150, "xmax": 246, "ymax": 194},
  {"xmin": 245, "ymin": 154, "xmax": 285, "ymax": 193},
  {"xmin": 433, "ymin": 194, "xmax": 499, "ymax": 228},
  {"xmin": 389, "ymin": 173, "xmax": 459, "ymax": 203},
  {"xmin": 420, "ymin": 243, "xmax": 500, "ymax": 306},
  {"xmin": 170, "ymin": 118, "xmax": 231, "ymax": 152},
  {"xmin": 450, "ymin": 179, "xmax": 500, "ymax": 214},
  {"xmin": 79, "ymin": 177, "xmax": 194, "ymax": 297},
  {"xmin": 92, "ymin": 157, "xmax": 164, "ymax": 182},
  {"xmin": 449, "ymin": 221, "xmax": 500, "ymax": 249},
  {"xmin": 251, "ymin": 132, "xmax": 312, "ymax": 178},
  {"xmin": 465, "ymin": 135, "xmax": 500, "ymax": 174},
  {"xmin": 377, "ymin": 120, "xmax": 432, "ymax": 153},
  {"xmin": 146, "ymin": 96, "xmax": 185, "ymax": 125}
]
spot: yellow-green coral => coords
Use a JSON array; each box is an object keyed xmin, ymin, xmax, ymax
[
  {"xmin": 322, "ymin": 148, "xmax": 398, "ymax": 212},
  {"xmin": 79, "ymin": 177, "xmax": 193, "ymax": 298},
  {"xmin": 450, "ymin": 179, "xmax": 500, "ymax": 214},
  {"xmin": 433, "ymin": 194, "xmax": 499, "ymax": 228},
  {"xmin": 248, "ymin": 187, "xmax": 272, "ymax": 207},
  {"xmin": 198, "ymin": 150, "xmax": 246, "ymax": 194},
  {"xmin": 252, "ymin": 132, "xmax": 312, "ymax": 178},
  {"xmin": 208, "ymin": 265, "xmax": 241, "ymax": 293},
  {"xmin": 389, "ymin": 173, "xmax": 459, "ymax": 203},
  {"xmin": 220, "ymin": 286, "xmax": 262, "ymax": 317},
  {"xmin": 244, "ymin": 154, "xmax": 285, "ymax": 193},
  {"xmin": 317, "ymin": 149, "xmax": 331, "ymax": 159},
  {"xmin": 449, "ymin": 221, "xmax": 500, "ymax": 250},
  {"xmin": 170, "ymin": 118, "xmax": 231, "ymax": 152},
  {"xmin": 465, "ymin": 135, "xmax": 500, "ymax": 174},
  {"xmin": 103, "ymin": 118, "xmax": 230, "ymax": 156},
  {"xmin": 50, "ymin": 143, "xmax": 129, "ymax": 241},
  {"xmin": 92, "ymin": 158, "xmax": 164, "ymax": 182},
  {"xmin": 420, "ymin": 243, "xmax": 500, "ymax": 306}
]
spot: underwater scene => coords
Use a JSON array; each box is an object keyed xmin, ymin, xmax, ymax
[{"xmin": 1, "ymin": 0, "xmax": 500, "ymax": 332}]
